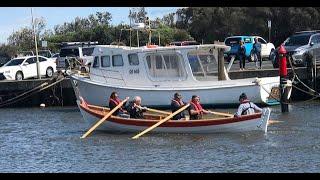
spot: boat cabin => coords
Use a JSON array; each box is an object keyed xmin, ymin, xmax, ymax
[{"xmin": 89, "ymin": 44, "xmax": 230, "ymax": 87}]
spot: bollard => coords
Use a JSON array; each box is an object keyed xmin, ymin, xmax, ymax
[{"xmin": 278, "ymin": 45, "xmax": 289, "ymax": 113}]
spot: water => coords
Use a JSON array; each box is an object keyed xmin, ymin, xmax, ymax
[{"xmin": 0, "ymin": 101, "xmax": 320, "ymax": 172}]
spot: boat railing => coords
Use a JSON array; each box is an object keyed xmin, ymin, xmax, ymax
[{"xmin": 89, "ymin": 68, "xmax": 127, "ymax": 86}]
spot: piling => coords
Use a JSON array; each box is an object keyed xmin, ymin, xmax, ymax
[
  {"xmin": 278, "ymin": 45, "xmax": 289, "ymax": 113},
  {"xmin": 218, "ymin": 48, "xmax": 227, "ymax": 80}
]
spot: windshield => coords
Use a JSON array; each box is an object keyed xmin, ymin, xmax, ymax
[
  {"xmin": 38, "ymin": 51, "xmax": 51, "ymax": 58},
  {"xmin": 284, "ymin": 35, "xmax": 311, "ymax": 46},
  {"xmin": 225, "ymin": 37, "xmax": 241, "ymax": 46},
  {"xmin": 82, "ymin": 48, "xmax": 94, "ymax": 56},
  {"xmin": 59, "ymin": 48, "xmax": 79, "ymax": 57},
  {"xmin": 5, "ymin": 58, "xmax": 25, "ymax": 66}
]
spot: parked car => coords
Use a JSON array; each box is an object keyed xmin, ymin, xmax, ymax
[
  {"xmin": 270, "ymin": 31, "xmax": 320, "ymax": 68},
  {"xmin": 56, "ymin": 42, "xmax": 97, "ymax": 73},
  {"xmin": 224, "ymin": 36, "xmax": 275, "ymax": 62},
  {"xmin": 0, "ymin": 56, "xmax": 56, "ymax": 81}
]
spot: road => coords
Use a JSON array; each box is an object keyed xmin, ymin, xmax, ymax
[{"xmin": 225, "ymin": 59, "xmax": 275, "ymax": 71}]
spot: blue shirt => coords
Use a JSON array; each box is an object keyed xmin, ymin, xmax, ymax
[{"xmin": 253, "ymin": 42, "xmax": 262, "ymax": 53}]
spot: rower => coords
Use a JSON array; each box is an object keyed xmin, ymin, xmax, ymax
[
  {"xmin": 188, "ymin": 95, "xmax": 212, "ymax": 120},
  {"xmin": 171, "ymin": 92, "xmax": 186, "ymax": 120},
  {"xmin": 126, "ymin": 96, "xmax": 147, "ymax": 119},
  {"xmin": 234, "ymin": 93, "xmax": 262, "ymax": 117},
  {"xmin": 109, "ymin": 91, "xmax": 127, "ymax": 116}
]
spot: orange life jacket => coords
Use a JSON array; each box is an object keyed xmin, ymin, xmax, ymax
[
  {"xmin": 189, "ymin": 101, "xmax": 204, "ymax": 115},
  {"xmin": 172, "ymin": 99, "xmax": 184, "ymax": 106}
]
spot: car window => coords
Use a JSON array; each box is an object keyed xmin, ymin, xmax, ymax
[
  {"xmin": 284, "ymin": 34, "xmax": 311, "ymax": 46},
  {"xmin": 26, "ymin": 57, "xmax": 36, "ymax": 64},
  {"xmin": 112, "ymin": 55, "xmax": 123, "ymax": 66},
  {"xmin": 128, "ymin": 53, "xmax": 139, "ymax": 66},
  {"xmin": 311, "ymin": 35, "xmax": 320, "ymax": 44},
  {"xmin": 101, "ymin": 56, "xmax": 110, "ymax": 67},
  {"xmin": 82, "ymin": 48, "xmax": 94, "ymax": 56},
  {"xmin": 225, "ymin": 37, "xmax": 241, "ymax": 46},
  {"xmin": 258, "ymin": 38, "xmax": 267, "ymax": 44},
  {"xmin": 59, "ymin": 48, "xmax": 79, "ymax": 57},
  {"xmin": 39, "ymin": 57, "xmax": 47, "ymax": 62},
  {"xmin": 5, "ymin": 58, "xmax": 25, "ymax": 66},
  {"xmin": 243, "ymin": 38, "xmax": 252, "ymax": 43}
]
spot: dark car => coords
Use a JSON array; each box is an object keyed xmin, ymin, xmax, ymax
[{"xmin": 271, "ymin": 31, "xmax": 320, "ymax": 68}]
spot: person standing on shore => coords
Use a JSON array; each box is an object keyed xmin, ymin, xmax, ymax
[
  {"xmin": 253, "ymin": 38, "xmax": 262, "ymax": 69},
  {"xmin": 238, "ymin": 40, "xmax": 246, "ymax": 70}
]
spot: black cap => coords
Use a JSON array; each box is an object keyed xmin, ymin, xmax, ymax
[{"xmin": 239, "ymin": 93, "xmax": 247, "ymax": 101}]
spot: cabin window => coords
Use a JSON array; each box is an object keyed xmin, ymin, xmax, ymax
[
  {"xmin": 112, "ymin": 55, "xmax": 123, "ymax": 66},
  {"xmin": 101, "ymin": 56, "xmax": 110, "ymax": 67},
  {"xmin": 145, "ymin": 53, "xmax": 186, "ymax": 79},
  {"xmin": 93, "ymin": 56, "xmax": 100, "ymax": 68},
  {"xmin": 128, "ymin": 53, "xmax": 139, "ymax": 66},
  {"xmin": 187, "ymin": 50, "xmax": 218, "ymax": 81}
]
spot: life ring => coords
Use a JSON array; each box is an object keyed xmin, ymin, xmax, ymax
[{"xmin": 147, "ymin": 44, "xmax": 158, "ymax": 48}]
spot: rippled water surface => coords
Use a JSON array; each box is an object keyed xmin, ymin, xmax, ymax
[{"xmin": 0, "ymin": 101, "xmax": 320, "ymax": 172}]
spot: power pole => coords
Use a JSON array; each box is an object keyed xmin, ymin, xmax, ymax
[{"xmin": 31, "ymin": 8, "xmax": 41, "ymax": 79}]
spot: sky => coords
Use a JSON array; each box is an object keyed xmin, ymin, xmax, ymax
[{"xmin": 0, "ymin": 7, "xmax": 180, "ymax": 44}]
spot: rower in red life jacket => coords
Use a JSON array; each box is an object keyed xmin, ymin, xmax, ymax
[
  {"xmin": 188, "ymin": 95, "xmax": 212, "ymax": 120},
  {"xmin": 170, "ymin": 92, "xmax": 187, "ymax": 120},
  {"xmin": 108, "ymin": 91, "xmax": 127, "ymax": 116}
]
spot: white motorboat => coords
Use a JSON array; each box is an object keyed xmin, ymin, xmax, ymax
[{"xmin": 69, "ymin": 43, "xmax": 279, "ymax": 108}]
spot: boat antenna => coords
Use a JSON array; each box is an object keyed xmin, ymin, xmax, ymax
[{"xmin": 129, "ymin": 9, "xmax": 132, "ymax": 48}]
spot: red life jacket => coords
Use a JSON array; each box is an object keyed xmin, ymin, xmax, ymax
[
  {"xmin": 109, "ymin": 98, "xmax": 123, "ymax": 111},
  {"xmin": 172, "ymin": 98, "xmax": 184, "ymax": 106},
  {"xmin": 189, "ymin": 101, "xmax": 204, "ymax": 115}
]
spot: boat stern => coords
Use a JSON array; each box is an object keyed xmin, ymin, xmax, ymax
[{"xmin": 253, "ymin": 77, "xmax": 280, "ymax": 106}]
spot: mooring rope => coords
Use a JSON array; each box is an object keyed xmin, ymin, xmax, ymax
[{"xmin": 0, "ymin": 76, "xmax": 65, "ymax": 108}]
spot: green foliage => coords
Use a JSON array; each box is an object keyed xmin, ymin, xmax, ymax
[
  {"xmin": 0, "ymin": 44, "xmax": 18, "ymax": 58},
  {"xmin": 176, "ymin": 7, "xmax": 320, "ymax": 46}
]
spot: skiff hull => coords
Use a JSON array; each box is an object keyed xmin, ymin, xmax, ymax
[{"xmin": 77, "ymin": 100, "xmax": 271, "ymax": 134}]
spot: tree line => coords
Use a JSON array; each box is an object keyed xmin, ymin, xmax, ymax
[{"xmin": 2, "ymin": 7, "xmax": 320, "ymax": 58}]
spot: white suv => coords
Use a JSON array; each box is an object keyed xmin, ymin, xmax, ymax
[
  {"xmin": 56, "ymin": 42, "xmax": 96, "ymax": 73},
  {"xmin": 0, "ymin": 56, "xmax": 56, "ymax": 80}
]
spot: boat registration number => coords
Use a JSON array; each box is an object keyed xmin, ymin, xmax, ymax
[{"xmin": 129, "ymin": 69, "xmax": 139, "ymax": 74}]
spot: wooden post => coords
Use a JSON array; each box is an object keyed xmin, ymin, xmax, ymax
[{"xmin": 218, "ymin": 48, "xmax": 226, "ymax": 80}]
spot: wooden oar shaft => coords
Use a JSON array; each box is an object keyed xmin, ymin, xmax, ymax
[
  {"xmin": 209, "ymin": 110, "xmax": 233, "ymax": 117},
  {"xmin": 137, "ymin": 105, "xmax": 171, "ymax": 115},
  {"xmin": 132, "ymin": 103, "xmax": 190, "ymax": 139},
  {"xmin": 81, "ymin": 97, "xmax": 129, "ymax": 139}
]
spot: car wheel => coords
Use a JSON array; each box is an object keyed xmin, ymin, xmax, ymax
[
  {"xmin": 15, "ymin": 71, "xmax": 24, "ymax": 81},
  {"xmin": 46, "ymin": 67, "xmax": 54, "ymax": 78}
]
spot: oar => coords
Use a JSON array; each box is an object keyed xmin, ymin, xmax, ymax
[
  {"xmin": 80, "ymin": 97, "xmax": 129, "ymax": 139},
  {"xmin": 136, "ymin": 105, "xmax": 171, "ymax": 115},
  {"xmin": 132, "ymin": 103, "xmax": 190, "ymax": 139},
  {"xmin": 208, "ymin": 110, "xmax": 234, "ymax": 117}
]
